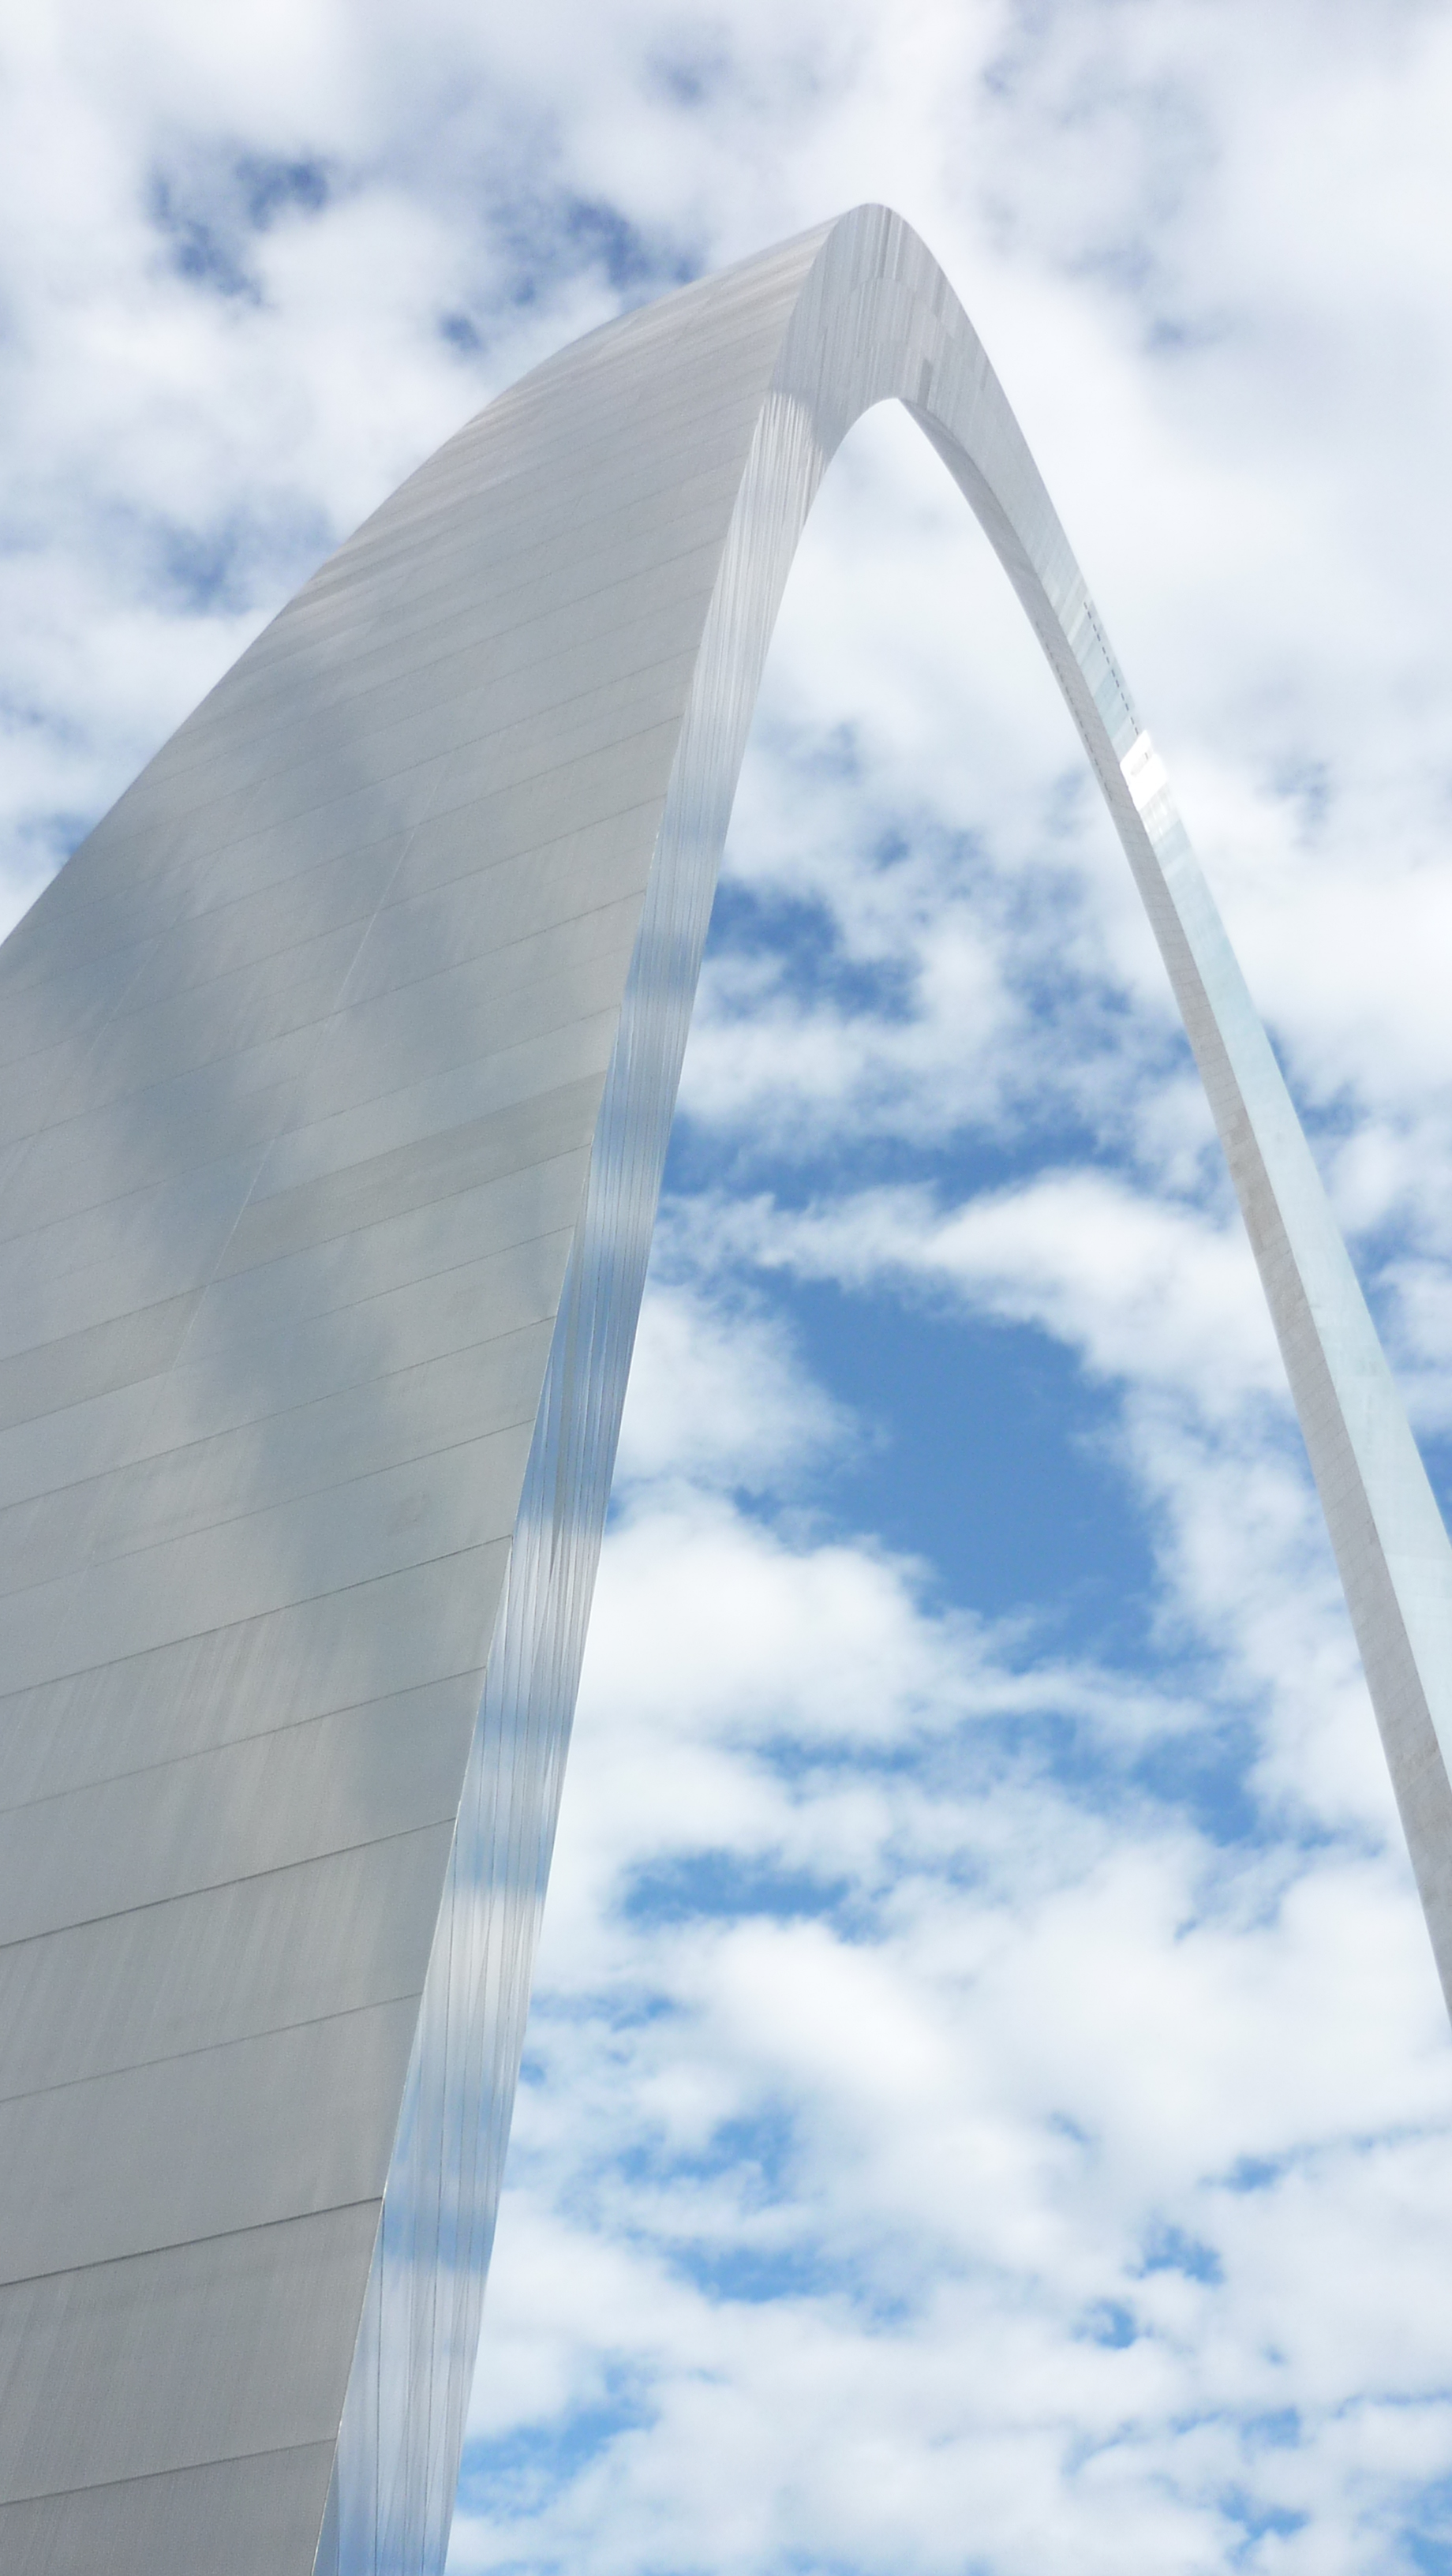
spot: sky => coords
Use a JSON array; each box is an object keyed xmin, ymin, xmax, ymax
[{"xmin": 6, "ymin": 2, "xmax": 1452, "ymax": 2570}]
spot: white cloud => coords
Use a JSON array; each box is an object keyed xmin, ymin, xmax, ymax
[
  {"xmin": 7, "ymin": 0, "xmax": 1452, "ymax": 2567},
  {"xmin": 672, "ymin": 1171, "xmax": 1286, "ymax": 1411},
  {"xmin": 612, "ymin": 1280, "xmax": 845, "ymax": 1495}
]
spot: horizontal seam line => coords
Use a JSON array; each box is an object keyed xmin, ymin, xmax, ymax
[
  {"xmin": 0, "ymin": 1208, "xmax": 574, "ymax": 1448},
  {"xmin": 0, "ymin": 1317, "xmax": 551, "ymax": 1527},
  {"xmin": 0, "ymin": 1814, "xmax": 462, "ymax": 1963},
  {"xmin": 0, "ymin": 2196, "xmax": 379, "ymax": 2298},
  {"xmin": 0, "ymin": 1988, "xmax": 427, "ymax": 2114},
  {"xmin": 0, "ymin": 1533, "xmax": 508, "ymax": 1706},
  {"xmin": 0, "ymin": 2431, "xmax": 335, "ymax": 2513},
  {"xmin": 0, "ymin": 1661, "xmax": 482, "ymax": 1807},
  {"xmin": 0, "ymin": 1402, "xmax": 537, "ymax": 1602}
]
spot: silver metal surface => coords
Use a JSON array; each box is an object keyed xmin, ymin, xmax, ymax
[{"xmin": 2, "ymin": 205, "xmax": 1449, "ymax": 2574}]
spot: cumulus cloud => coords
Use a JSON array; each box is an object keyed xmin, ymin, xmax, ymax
[{"xmin": 8, "ymin": 0, "xmax": 1452, "ymax": 2569}]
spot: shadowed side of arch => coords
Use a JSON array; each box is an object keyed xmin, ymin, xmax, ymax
[{"xmin": 318, "ymin": 206, "xmax": 1452, "ymax": 2569}]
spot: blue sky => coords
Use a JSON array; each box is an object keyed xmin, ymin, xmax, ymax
[{"xmin": 7, "ymin": 3, "xmax": 1452, "ymax": 2570}]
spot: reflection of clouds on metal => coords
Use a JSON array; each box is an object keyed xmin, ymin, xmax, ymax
[{"xmin": 0, "ymin": 205, "xmax": 1446, "ymax": 2574}]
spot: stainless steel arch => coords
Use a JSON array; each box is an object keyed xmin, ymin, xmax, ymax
[{"xmin": 1, "ymin": 204, "xmax": 1449, "ymax": 2576}]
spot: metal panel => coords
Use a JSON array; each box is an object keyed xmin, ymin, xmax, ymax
[
  {"xmin": 176, "ymin": 1160, "xmax": 583, "ymax": 1350},
  {"xmin": 0, "ymin": 1155, "xmax": 267, "ymax": 1355},
  {"xmin": 0, "ymin": 2206, "xmax": 380, "ymax": 2503},
  {"xmin": 0, "ymin": 1828, "xmax": 456, "ymax": 2099},
  {"xmin": 0, "ymin": 1288, "xmax": 202, "ymax": 1432},
  {"xmin": 0, "ymin": 2001, "xmax": 420, "ymax": 2281},
  {"xmin": 0, "ymin": 2446, "xmax": 337, "ymax": 2576},
  {"xmin": 0, "ymin": 1682, "xmax": 477, "ymax": 1942},
  {"xmin": 213, "ymin": 1077, "xmax": 604, "ymax": 1273},
  {"xmin": 253, "ymin": 1008, "xmax": 622, "ymax": 1200},
  {"xmin": 0, "ymin": 1473, "xmax": 518, "ymax": 1698},
  {"xmin": 147, "ymin": 1231, "xmax": 571, "ymax": 1444},
  {"xmin": 2, "ymin": 204, "xmax": 1449, "ymax": 2576},
  {"xmin": 0, "ymin": 1322, "xmax": 552, "ymax": 1596}
]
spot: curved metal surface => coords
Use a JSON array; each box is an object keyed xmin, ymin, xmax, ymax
[
  {"xmin": 323, "ymin": 201, "xmax": 1452, "ymax": 2573},
  {"xmin": 0, "ymin": 206, "xmax": 1448, "ymax": 2575}
]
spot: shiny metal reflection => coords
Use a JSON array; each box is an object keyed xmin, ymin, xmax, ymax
[{"xmin": 2, "ymin": 208, "xmax": 1448, "ymax": 2576}]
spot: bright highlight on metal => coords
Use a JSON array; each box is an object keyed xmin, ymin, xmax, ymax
[{"xmin": 1, "ymin": 204, "xmax": 1448, "ymax": 2576}]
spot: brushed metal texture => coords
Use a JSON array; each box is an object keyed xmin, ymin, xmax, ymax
[{"xmin": 2, "ymin": 206, "xmax": 1447, "ymax": 2576}]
